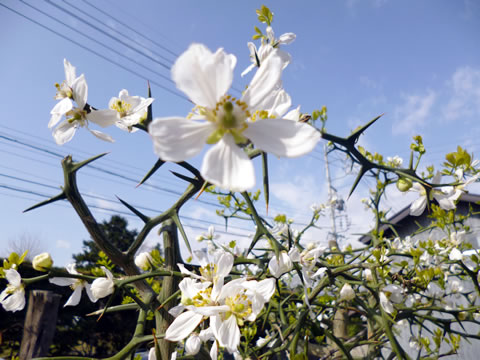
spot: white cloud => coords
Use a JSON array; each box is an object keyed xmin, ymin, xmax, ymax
[
  {"xmin": 392, "ymin": 90, "xmax": 436, "ymax": 135},
  {"xmin": 443, "ymin": 66, "xmax": 480, "ymax": 121},
  {"xmin": 56, "ymin": 239, "xmax": 71, "ymax": 249}
]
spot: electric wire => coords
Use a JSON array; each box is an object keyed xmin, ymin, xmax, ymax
[{"xmin": 1, "ymin": 2, "xmax": 188, "ymax": 101}]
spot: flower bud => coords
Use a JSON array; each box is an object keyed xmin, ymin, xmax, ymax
[
  {"xmin": 134, "ymin": 252, "xmax": 153, "ymax": 270},
  {"xmin": 185, "ymin": 334, "xmax": 201, "ymax": 355},
  {"xmin": 91, "ymin": 267, "xmax": 114, "ymax": 299},
  {"xmin": 32, "ymin": 252, "xmax": 53, "ymax": 271},
  {"xmin": 339, "ymin": 283, "xmax": 355, "ymax": 301},
  {"xmin": 396, "ymin": 177, "xmax": 413, "ymax": 192}
]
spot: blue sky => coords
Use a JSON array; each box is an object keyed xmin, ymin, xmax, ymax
[{"xmin": 1, "ymin": 0, "xmax": 480, "ymax": 265}]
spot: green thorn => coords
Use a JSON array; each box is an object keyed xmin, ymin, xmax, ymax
[
  {"xmin": 71, "ymin": 152, "xmax": 109, "ymax": 172},
  {"xmin": 116, "ymin": 196, "xmax": 150, "ymax": 223},
  {"xmin": 170, "ymin": 171, "xmax": 199, "ymax": 185},
  {"xmin": 137, "ymin": 158, "xmax": 165, "ymax": 187},
  {"xmin": 262, "ymin": 152, "xmax": 269, "ymax": 214},
  {"xmin": 247, "ymin": 228, "xmax": 264, "ymax": 255},
  {"xmin": 348, "ymin": 165, "xmax": 370, "ymax": 199},
  {"xmin": 171, "ymin": 212, "xmax": 192, "ymax": 255},
  {"xmin": 348, "ymin": 114, "xmax": 384, "ymax": 143},
  {"xmin": 23, "ymin": 192, "xmax": 66, "ymax": 213}
]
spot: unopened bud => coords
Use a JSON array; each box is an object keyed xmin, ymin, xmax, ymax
[
  {"xmin": 134, "ymin": 252, "xmax": 153, "ymax": 270},
  {"xmin": 32, "ymin": 252, "xmax": 53, "ymax": 271},
  {"xmin": 396, "ymin": 177, "xmax": 413, "ymax": 192}
]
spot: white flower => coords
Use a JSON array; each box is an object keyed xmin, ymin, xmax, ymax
[
  {"xmin": 91, "ymin": 267, "xmax": 115, "ymax": 299},
  {"xmin": 148, "ymin": 347, "xmax": 156, "ymax": 360},
  {"xmin": 379, "ymin": 292, "xmax": 394, "ymax": 314},
  {"xmin": 49, "ymin": 59, "xmax": 115, "ymax": 145},
  {"xmin": 165, "ymin": 277, "xmax": 275, "ymax": 354},
  {"xmin": 339, "ymin": 283, "xmax": 355, "ymax": 301},
  {"xmin": 49, "ymin": 59, "xmax": 84, "ymax": 128},
  {"xmin": 86, "ymin": 89, "xmax": 154, "ymax": 132},
  {"xmin": 185, "ymin": 328, "xmax": 214, "ymax": 356},
  {"xmin": 268, "ymin": 250, "xmax": 293, "ymax": 278},
  {"xmin": 387, "ymin": 155, "xmax": 403, "ymax": 168},
  {"xmin": 196, "ymin": 225, "xmax": 220, "ymax": 242},
  {"xmin": 288, "ymin": 244, "xmax": 326, "ymax": 286},
  {"xmin": 135, "ymin": 252, "xmax": 153, "ymax": 270},
  {"xmin": 364, "ymin": 269, "xmax": 373, "ymax": 282},
  {"xmin": 49, "ymin": 263, "xmax": 97, "ymax": 306},
  {"xmin": 177, "ymin": 249, "xmax": 234, "ymax": 286},
  {"xmin": 409, "ymin": 172, "xmax": 461, "ymax": 216},
  {"xmin": 149, "ymin": 44, "xmax": 320, "ymax": 191},
  {"xmin": 0, "ymin": 269, "xmax": 25, "ymax": 312},
  {"xmin": 242, "ymin": 26, "xmax": 296, "ymax": 77},
  {"xmin": 32, "ymin": 252, "xmax": 53, "ymax": 271},
  {"xmin": 449, "ymin": 248, "xmax": 463, "ymax": 261},
  {"xmin": 380, "ymin": 284, "xmax": 404, "ymax": 314}
]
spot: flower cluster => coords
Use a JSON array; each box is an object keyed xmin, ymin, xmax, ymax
[
  {"xmin": 49, "ymin": 59, "xmax": 153, "ymax": 145},
  {"xmin": 165, "ymin": 249, "xmax": 275, "ymax": 357}
]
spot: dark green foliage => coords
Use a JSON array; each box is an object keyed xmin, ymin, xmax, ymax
[{"xmin": 73, "ymin": 215, "xmax": 138, "ymax": 273}]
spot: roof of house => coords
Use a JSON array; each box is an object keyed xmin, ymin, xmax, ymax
[{"xmin": 358, "ymin": 193, "xmax": 480, "ymax": 244}]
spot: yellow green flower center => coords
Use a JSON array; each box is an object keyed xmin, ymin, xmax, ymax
[
  {"xmin": 66, "ymin": 109, "xmax": 87, "ymax": 125},
  {"xmin": 199, "ymin": 263, "xmax": 217, "ymax": 281},
  {"xmin": 190, "ymin": 287, "xmax": 213, "ymax": 307},
  {"xmin": 199, "ymin": 95, "xmax": 251, "ymax": 145},
  {"xmin": 110, "ymin": 99, "xmax": 132, "ymax": 118},
  {"xmin": 54, "ymin": 82, "xmax": 73, "ymax": 99},
  {"xmin": 225, "ymin": 292, "xmax": 252, "ymax": 324}
]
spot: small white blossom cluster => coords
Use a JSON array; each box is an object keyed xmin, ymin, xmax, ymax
[
  {"xmin": 49, "ymin": 59, "xmax": 153, "ymax": 145},
  {"xmin": 166, "ymin": 248, "xmax": 275, "ymax": 357}
]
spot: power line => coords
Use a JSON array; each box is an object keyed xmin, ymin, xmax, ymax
[
  {"xmin": 0, "ymin": 182, "xmax": 251, "ymax": 238},
  {"xmin": 100, "ymin": 0, "xmax": 180, "ymax": 58},
  {"xmin": 1, "ymin": 2, "xmax": 188, "ymax": 101}
]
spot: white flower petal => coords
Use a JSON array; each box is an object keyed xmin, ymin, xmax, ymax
[
  {"xmin": 215, "ymin": 251, "xmax": 234, "ymax": 279},
  {"xmin": 49, "ymin": 98, "xmax": 73, "ymax": 128},
  {"xmin": 278, "ymin": 32, "xmax": 296, "ymax": 45},
  {"xmin": 201, "ymin": 134, "xmax": 255, "ymax": 191},
  {"xmin": 449, "ymin": 248, "xmax": 463, "ymax": 261},
  {"xmin": 64, "ymin": 286, "xmax": 83, "ymax": 307},
  {"xmin": 5, "ymin": 269, "xmax": 21, "ymax": 287},
  {"xmin": 1, "ymin": 288, "xmax": 25, "ymax": 312},
  {"xmin": 87, "ymin": 109, "xmax": 118, "ymax": 128},
  {"xmin": 244, "ymin": 118, "xmax": 320, "ymax": 158},
  {"xmin": 380, "ymin": 292, "xmax": 394, "ymax": 314},
  {"xmin": 72, "ymin": 74, "xmax": 88, "ymax": 109},
  {"xmin": 284, "ymin": 106, "xmax": 301, "ymax": 121},
  {"xmin": 49, "ymin": 277, "xmax": 76, "ymax": 286},
  {"xmin": 53, "ymin": 120, "xmax": 77, "ymax": 145},
  {"xmin": 409, "ymin": 194, "xmax": 427, "ymax": 216},
  {"xmin": 85, "ymin": 283, "xmax": 98, "ymax": 303},
  {"xmin": 149, "ymin": 117, "xmax": 214, "ymax": 162},
  {"xmin": 242, "ymin": 50, "xmax": 283, "ymax": 110},
  {"xmin": 185, "ymin": 334, "xmax": 201, "ymax": 355},
  {"xmin": 165, "ymin": 311, "xmax": 203, "ymax": 342},
  {"xmin": 172, "ymin": 44, "xmax": 235, "ymax": 108},
  {"xmin": 89, "ymin": 129, "xmax": 115, "ymax": 143},
  {"xmin": 210, "ymin": 340, "xmax": 218, "ymax": 360},
  {"xmin": 217, "ymin": 314, "xmax": 240, "ymax": 353},
  {"xmin": 64, "ymin": 59, "xmax": 77, "ymax": 86}
]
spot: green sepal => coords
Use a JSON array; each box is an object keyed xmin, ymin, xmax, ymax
[
  {"xmin": 206, "ymin": 129, "xmax": 225, "ymax": 144},
  {"xmin": 230, "ymin": 129, "xmax": 248, "ymax": 144}
]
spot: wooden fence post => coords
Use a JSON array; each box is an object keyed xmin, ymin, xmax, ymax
[{"xmin": 18, "ymin": 290, "xmax": 61, "ymax": 360}]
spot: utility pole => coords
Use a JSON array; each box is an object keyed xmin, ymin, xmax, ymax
[{"xmin": 324, "ymin": 142, "xmax": 339, "ymax": 249}]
